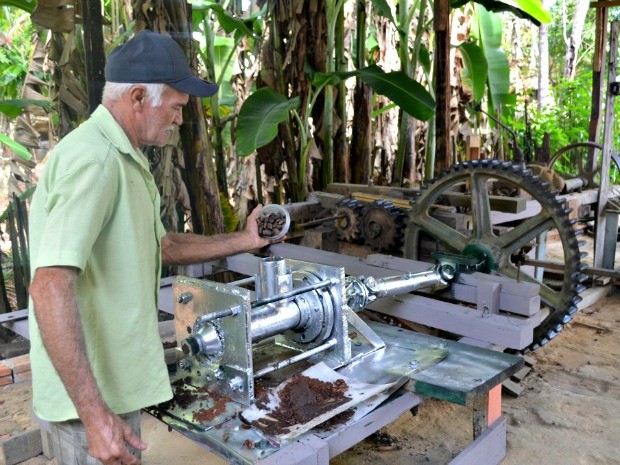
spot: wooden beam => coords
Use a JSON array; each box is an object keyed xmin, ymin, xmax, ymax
[
  {"xmin": 82, "ymin": 0, "xmax": 106, "ymax": 115},
  {"xmin": 590, "ymin": 0, "xmax": 620, "ymax": 7},
  {"xmin": 594, "ymin": 20, "xmax": 618, "ymax": 268}
]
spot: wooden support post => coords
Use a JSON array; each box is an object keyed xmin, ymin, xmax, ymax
[
  {"xmin": 434, "ymin": 0, "xmax": 451, "ymax": 176},
  {"xmin": 82, "ymin": 0, "xmax": 106, "ymax": 115},
  {"xmin": 473, "ymin": 384, "xmax": 502, "ymax": 439},
  {"xmin": 587, "ymin": 6, "xmax": 608, "ymax": 172},
  {"xmin": 467, "ymin": 135, "xmax": 481, "ymax": 160},
  {"xmin": 594, "ymin": 20, "xmax": 618, "ymax": 268}
]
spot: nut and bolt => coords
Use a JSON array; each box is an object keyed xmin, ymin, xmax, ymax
[
  {"xmin": 228, "ymin": 376, "xmax": 244, "ymax": 391},
  {"xmin": 177, "ymin": 292, "xmax": 193, "ymax": 304}
]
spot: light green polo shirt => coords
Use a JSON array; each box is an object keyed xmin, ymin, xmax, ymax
[{"xmin": 28, "ymin": 105, "xmax": 172, "ymax": 422}]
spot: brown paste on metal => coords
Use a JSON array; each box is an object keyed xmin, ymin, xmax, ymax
[{"xmin": 250, "ymin": 374, "xmax": 351, "ymax": 435}]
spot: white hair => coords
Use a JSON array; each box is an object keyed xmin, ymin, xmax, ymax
[{"xmin": 102, "ymin": 82, "xmax": 166, "ymax": 107}]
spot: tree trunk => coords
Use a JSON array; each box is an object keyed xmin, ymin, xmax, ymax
[
  {"xmin": 134, "ymin": 0, "xmax": 225, "ymax": 235},
  {"xmin": 82, "ymin": 0, "xmax": 105, "ymax": 115},
  {"xmin": 434, "ymin": 0, "xmax": 451, "ymax": 177},
  {"xmin": 563, "ymin": 0, "xmax": 590, "ymax": 80},
  {"xmin": 266, "ymin": 3, "xmax": 299, "ymax": 201},
  {"xmin": 537, "ymin": 0, "xmax": 552, "ymax": 110},
  {"xmin": 350, "ymin": 0, "xmax": 372, "ymax": 185},
  {"xmin": 587, "ymin": 6, "xmax": 608, "ymax": 175},
  {"xmin": 203, "ymin": 13, "xmax": 228, "ymax": 199},
  {"xmin": 394, "ymin": 0, "xmax": 414, "ymax": 186},
  {"xmin": 334, "ymin": 4, "xmax": 349, "ymax": 183}
]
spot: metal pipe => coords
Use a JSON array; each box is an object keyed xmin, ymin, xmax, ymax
[
  {"xmin": 228, "ymin": 276, "xmax": 256, "ymax": 287},
  {"xmin": 197, "ymin": 307, "xmax": 238, "ymax": 323},
  {"xmin": 253, "ymin": 338, "xmax": 338, "ymax": 378},
  {"xmin": 251, "ymin": 278, "xmax": 335, "ymax": 308},
  {"xmin": 297, "ymin": 214, "xmax": 345, "ymax": 229},
  {"xmin": 522, "ymin": 258, "xmax": 620, "ymax": 279},
  {"xmin": 250, "ymin": 301, "xmax": 302, "ymax": 342},
  {"xmin": 364, "ymin": 269, "xmax": 447, "ymax": 298},
  {"xmin": 258, "ymin": 257, "xmax": 290, "ymax": 299},
  {"xmin": 563, "ymin": 177, "xmax": 586, "ymax": 192}
]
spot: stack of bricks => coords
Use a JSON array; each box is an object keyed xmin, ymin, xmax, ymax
[{"xmin": 0, "ymin": 354, "xmax": 31, "ymax": 386}]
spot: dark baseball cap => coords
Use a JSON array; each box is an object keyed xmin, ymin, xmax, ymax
[{"xmin": 105, "ymin": 30, "xmax": 218, "ymax": 98}]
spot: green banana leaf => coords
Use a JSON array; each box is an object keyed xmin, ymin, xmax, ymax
[
  {"xmin": 369, "ymin": 0, "xmax": 396, "ymax": 25},
  {"xmin": 314, "ymin": 65, "xmax": 435, "ymax": 121},
  {"xmin": 0, "ymin": 0, "xmax": 36, "ymax": 13},
  {"xmin": 458, "ymin": 42, "xmax": 488, "ymax": 103},
  {"xmin": 192, "ymin": 1, "xmax": 256, "ymax": 38},
  {"xmin": 0, "ymin": 99, "xmax": 52, "ymax": 118},
  {"xmin": 452, "ymin": 0, "xmax": 550, "ymax": 25},
  {"xmin": 0, "ymin": 133, "xmax": 32, "ymax": 161},
  {"xmin": 473, "ymin": 6, "xmax": 512, "ymax": 118},
  {"xmin": 236, "ymin": 89, "xmax": 301, "ymax": 156}
]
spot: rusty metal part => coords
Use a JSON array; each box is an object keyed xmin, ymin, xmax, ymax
[
  {"xmin": 403, "ymin": 159, "xmax": 585, "ymax": 352},
  {"xmin": 334, "ymin": 199, "xmax": 364, "ymax": 242},
  {"xmin": 361, "ymin": 200, "xmax": 408, "ymax": 251}
]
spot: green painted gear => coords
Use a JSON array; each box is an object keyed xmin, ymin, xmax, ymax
[{"xmin": 403, "ymin": 159, "xmax": 586, "ymax": 352}]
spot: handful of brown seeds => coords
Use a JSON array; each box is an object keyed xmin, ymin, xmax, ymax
[{"xmin": 257, "ymin": 211, "xmax": 287, "ymax": 238}]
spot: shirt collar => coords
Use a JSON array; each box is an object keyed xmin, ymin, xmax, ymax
[{"xmin": 90, "ymin": 105, "xmax": 151, "ymax": 171}]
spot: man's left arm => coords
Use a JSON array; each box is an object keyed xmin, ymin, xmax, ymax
[{"xmin": 161, "ymin": 205, "xmax": 270, "ymax": 266}]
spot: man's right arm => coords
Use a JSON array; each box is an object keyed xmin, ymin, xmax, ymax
[{"xmin": 30, "ymin": 266, "xmax": 146, "ymax": 465}]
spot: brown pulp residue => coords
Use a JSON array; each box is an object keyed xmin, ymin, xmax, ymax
[
  {"xmin": 250, "ymin": 374, "xmax": 351, "ymax": 435},
  {"xmin": 157, "ymin": 378, "xmax": 232, "ymax": 425}
]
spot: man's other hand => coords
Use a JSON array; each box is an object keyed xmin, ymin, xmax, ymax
[{"xmin": 85, "ymin": 409, "xmax": 147, "ymax": 465}]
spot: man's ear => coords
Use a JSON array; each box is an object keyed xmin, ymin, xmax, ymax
[{"xmin": 130, "ymin": 85, "xmax": 147, "ymax": 111}]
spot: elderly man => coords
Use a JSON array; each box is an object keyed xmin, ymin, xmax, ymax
[{"xmin": 28, "ymin": 30, "xmax": 268, "ymax": 465}]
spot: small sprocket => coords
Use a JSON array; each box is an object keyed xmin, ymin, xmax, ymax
[
  {"xmin": 361, "ymin": 200, "xmax": 408, "ymax": 252},
  {"xmin": 334, "ymin": 199, "xmax": 364, "ymax": 242}
]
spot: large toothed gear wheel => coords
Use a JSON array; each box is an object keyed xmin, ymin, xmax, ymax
[
  {"xmin": 403, "ymin": 159, "xmax": 586, "ymax": 352},
  {"xmin": 335, "ymin": 199, "xmax": 364, "ymax": 242},
  {"xmin": 362, "ymin": 200, "xmax": 408, "ymax": 251}
]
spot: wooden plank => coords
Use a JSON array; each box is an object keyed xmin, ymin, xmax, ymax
[
  {"xmin": 282, "ymin": 197, "xmax": 325, "ymax": 221},
  {"xmin": 444, "ymin": 192, "xmax": 526, "ymax": 214},
  {"xmin": 590, "ymin": 1, "xmax": 620, "ymax": 8},
  {"xmin": 576, "ymin": 285, "xmax": 613, "ymax": 310},
  {"xmin": 365, "ymin": 255, "xmax": 541, "ymax": 316},
  {"xmin": 323, "ymin": 391, "xmax": 422, "ymax": 458},
  {"xmin": 259, "ymin": 434, "xmax": 329, "ymax": 465},
  {"xmin": 457, "ymin": 337, "xmax": 504, "ymax": 351},
  {"xmin": 522, "ymin": 355, "xmax": 537, "ymax": 367},
  {"xmin": 510, "ymin": 366, "xmax": 532, "ymax": 382},
  {"xmin": 366, "ymin": 294, "xmax": 542, "ymax": 350},
  {"xmin": 502, "ymin": 379, "xmax": 524, "ymax": 397},
  {"xmin": 0, "ymin": 428, "xmax": 43, "ymax": 465}
]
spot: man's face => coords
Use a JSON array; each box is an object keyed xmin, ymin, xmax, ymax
[{"xmin": 141, "ymin": 86, "xmax": 189, "ymax": 147}]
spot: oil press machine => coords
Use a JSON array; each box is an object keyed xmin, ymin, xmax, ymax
[{"xmin": 150, "ymin": 249, "xmax": 523, "ymax": 465}]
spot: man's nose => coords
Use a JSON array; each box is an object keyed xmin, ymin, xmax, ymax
[{"xmin": 173, "ymin": 111, "xmax": 183, "ymax": 126}]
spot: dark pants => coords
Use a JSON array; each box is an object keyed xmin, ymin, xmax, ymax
[{"xmin": 49, "ymin": 410, "xmax": 141, "ymax": 465}]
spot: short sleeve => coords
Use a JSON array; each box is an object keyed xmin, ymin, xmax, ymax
[{"xmin": 35, "ymin": 161, "xmax": 115, "ymax": 272}]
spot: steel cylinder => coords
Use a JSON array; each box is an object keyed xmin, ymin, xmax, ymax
[{"xmin": 365, "ymin": 270, "xmax": 446, "ymax": 297}]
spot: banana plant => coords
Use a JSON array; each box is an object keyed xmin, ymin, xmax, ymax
[
  {"xmin": 0, "ymin": 133, "xmax": 31, "ymax": 161},
  {"xmin": 0, "ymin": 0, "xmax": 35, "ymax": 13},
  {"xmin": 470, "ymin": 5, "xmax": 516, "ymax": 120},
  {"xmin": 192, "ymin": 0, "xmax": 264, "ymax": 198},
  {"xmin": 370, "ymin": 0, "xmax": 432, "ymax": 186},
  {"xmin": 452, "ymin": 0, "xmax": 551, "ymax": 25},
  {"xmin": 237, "ymin": 64, "xmax": 435, "ymax": 201}
]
